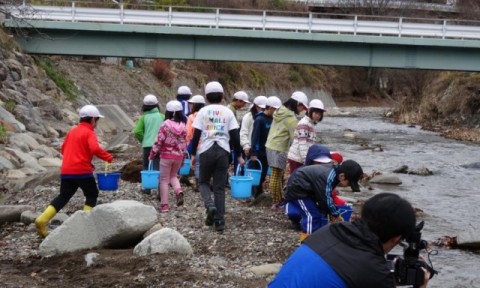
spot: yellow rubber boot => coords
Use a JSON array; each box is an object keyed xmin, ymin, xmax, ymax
[
  {"xmin": 35, "ymin": 205, "xmax": 57, "ymax": 238},
  {"xmin": 299, "ymin": 232, "xmax": 310, "ymax": 243},
  {"xmin": 83, "ymin": 205, "xmax": 93, "ymax": 211}
]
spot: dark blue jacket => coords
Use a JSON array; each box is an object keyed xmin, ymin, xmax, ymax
[{"xmin": 251, "ymin": 112, "xmax": 272, "ymax": 157}]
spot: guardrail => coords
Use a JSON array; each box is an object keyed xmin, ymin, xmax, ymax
[{"xmin": 4, "ymin": 3, "xmax": 480, "ymax": 40}]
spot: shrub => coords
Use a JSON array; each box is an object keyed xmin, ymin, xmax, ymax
[
  {"xmin": 36, "ymin": 57, "xmax": 80, "ymax": 101},
  {"xmin": 152, "ymin": 59, "xmax": 174, "ymax": 87},
  {"xmin": 0, "ymin": 124, "xmax": 7, "ymax": 144},
  {"xmin": 4, "ymin": 100, "xmax": 16, "ymax": 113}
]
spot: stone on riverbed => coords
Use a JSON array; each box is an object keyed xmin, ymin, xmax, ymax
[
  {"xmin": 457, "ymin": 227, "xmax": 480, "ymax": 249},
  {"xmin": 368, "ymin": 174, "xmax": 402, "ymax": 185}
]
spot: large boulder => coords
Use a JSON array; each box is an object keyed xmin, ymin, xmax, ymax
[{"xmin": 39, "ymin": 200, "xmax": 158, "ymax": 256}]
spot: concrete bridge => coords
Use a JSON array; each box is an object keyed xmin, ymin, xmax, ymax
[{"xmin": 2, "ymin": 3, "xmax": 480, "ymax": 71}]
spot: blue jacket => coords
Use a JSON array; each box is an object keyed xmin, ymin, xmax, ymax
[
  {"xmin": 269, "ymin": 220, "xmax": 396, "ymax": 288},
  {"xmin": 251, "ymin": 112, "xmax": 272, "ymax": 157}
]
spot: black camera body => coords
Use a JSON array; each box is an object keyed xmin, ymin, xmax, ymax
[{"xmin": 388, "ymin": 221, "xmax": 437, "ymax": 287}]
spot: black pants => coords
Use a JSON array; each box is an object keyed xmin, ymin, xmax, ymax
[
  {"xmin": 51, "ymin": 177, "xmax": 99, "ymax": 211},
  {"xmin": 199, "ymin": 143, "xmax": 230, "ymax": 220}
]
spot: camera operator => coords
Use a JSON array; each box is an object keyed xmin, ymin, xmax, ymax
[{"xmin": 269, "ymin": 193, "xmax": 431, "ymax": 288}]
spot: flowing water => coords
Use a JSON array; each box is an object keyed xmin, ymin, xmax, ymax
[{"xmin": 320, "ymin": 108, "xmax": 480, "ymax": 288}]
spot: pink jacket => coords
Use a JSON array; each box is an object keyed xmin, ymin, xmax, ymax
[{"xmin": 149, "ymin": 120, "xmax": 187, "ymax": 161}]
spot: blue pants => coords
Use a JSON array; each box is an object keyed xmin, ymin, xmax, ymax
[{"xmin": 286, "ymin": 199, "xmax": 325, "ymax": 234}]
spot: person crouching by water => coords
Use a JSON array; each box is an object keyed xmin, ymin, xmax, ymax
[
  {"xmin": 35, "ymin": 105, "xmax": 114, "ymax": 238},
  {"xmin": 149, "ymin": 100, "xmax": 187, "ymax": 213},
  {"xmin": 269, "ymin": 193, "xmax": 431, "ymax": 288},
  {"xmin": 284, "ymin": 159, "xmax": 364, "ymax": 242},
  {"xmin": 190, "ymin": 81, "xmax": 245, "ymax": 232}
]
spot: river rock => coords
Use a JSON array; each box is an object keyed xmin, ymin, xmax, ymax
[
  {"xmin": 0, "ymin": 205, "xmax": 35, "ymax": 224},
  {"xmin": 7, "ymin": 169, "xmax": 27, "ymax": 179},
  {"xmin": 461, "ymin": 162, "xmax": 480, "ymax": 169},
  {"xmin": 0, "ymin": 105, "xmax": 26, "ymax": 132},
  {"xmin": 9, "ymin": 133, "xmax": 40, "ymax": 151},
  {"xmin": 368, "ymin": 174, "xmax": 402, "ymax": 185},
  {"xmin": 0, "ymin": 155, "xmax": 14, "ymax": 171},
  {"xmin": 133, "ymin": 227, "xmax": 193, "ymax": 256},
  {"xmin": 457, "ymin": 227, "xmax": 480, "ymax": 249}
]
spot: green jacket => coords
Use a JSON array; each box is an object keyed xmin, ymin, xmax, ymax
[
  {"xmin": 265, "ymin": 105, "xmax": 297, "ymax": 153},
  {"xmin": 134, "ymin": 108, "xmax": 165, "ymax": 148}
]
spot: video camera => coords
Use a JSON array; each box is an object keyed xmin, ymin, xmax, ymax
[{"xmin": 388, "ymin": 221, "xmax": 438, "ymax": 287}]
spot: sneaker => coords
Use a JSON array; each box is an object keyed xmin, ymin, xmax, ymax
[
  {"xmin": 214, "ymin": 219, "xmax": 225, "ymax": 232},
  {"xmin": 205, "ymin": 207, "xmax": 216, "ymax": 226},
  {"xmin": 176, "ymin": 192, "xmax": 184, "ymax": 207},
  {"xmin": 160, "ymin": 204, "xmax": 169, "ymax": 212}
]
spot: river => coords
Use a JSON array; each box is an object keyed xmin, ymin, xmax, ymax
[{"xmin": 320, "ymin": 107, "xmax": 480, "ymax": 288}]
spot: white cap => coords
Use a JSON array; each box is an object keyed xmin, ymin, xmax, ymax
[
  {"xmin": 309, "ymin": 99, "xmax": 326, "ymax": 111},
  {"xmin": 143, "ymin": 94, "xmax": 158, "ymax": 105},
  {"xmin": 79, "ymin": 105, "xmax": 104, "ymax": 118},
  {"xmin": 188, "ymin": 95, "xmax": 206, "ymax": 104},
  {"xmin": 266, "ymin": 96, "xmax": 282, "ymax": 109},
  {"xmin": 205, "ymin": 81, "xmax": 224, "ymax": 94},
  {"xmin": 253, "ymin": 95, "xmax": 268, "ymax": 109},
  {"xmin": 177, "ymin": 86, "xmax": 192, "ymax": 95},
  {"xmin": 291, "ymin": 91, "xmax": 309, "ymax": 109},
  {"xmin": 233, "ymin": 91, "xmax": 250, "ymax": 103},
  {"xmin": 313, "ymin": 156, "xmax": 332, "ymax": 163},
  {"xmin": 166, "ymin": 100, "xmax": 183, "ymax": 112}
]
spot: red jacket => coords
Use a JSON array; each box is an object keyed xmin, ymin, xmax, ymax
[{"xmin": 60, "ymin": 122, "xmax": 113, "ymax": 175}]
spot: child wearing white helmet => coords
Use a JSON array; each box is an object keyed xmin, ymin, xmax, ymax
[
  {"xmin": 250, "ymin": 96, "xmax": 282, "ymax": 199},
  {"xmin": 176, "ymin": 85, "xmax": 192, "ymax": 123},
  {"xmin": 287, "ymin": 98, "xmax": 326, "ymax": 173},
  {"xmin": 35, "ymin": 104, "xmax": 114, "ymax": 238},
  {"xmin": 149, "ymin": 100, "xmax": 187, "ymax": 212},
  {"xmin": 228, "ymin": 90, "xmax": 251, "ymax": 123},
  {"xmin": 133, "ymin": 94, "xmax": 165, "ymax": 194},
  {"xmin": 240, "ymin": 95, "xmax": 268, "ymax": 157},
  {"xmin": 265, "ymin": 92, "xmax": 309, "ymax": 210},
  {"xmin": 190, "ymin": 81, "xmax": 245, "ymax": 232},
  {"xmin": 186, "ymin": 95, "xmax": 206, "ymax": 191}
]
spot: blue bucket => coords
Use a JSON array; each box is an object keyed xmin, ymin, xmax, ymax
[
  {"xmin": 141, "ymin": 160, "xmax": 160, "ymax": 189},
  {"xmin": 337, "ymin": 205, "xmax": 353, "ymax": 222},
  {"xmin": 245, "ymin": 159, "xmax": 262, "ymax": 186},
  {"xmin": 179, "ymin": 152, "xmax": 190, "ymax": 176},
  {"xmin": 97, "ymin": 172, "xmax": 121, "ymax": 191},
  {"xmin": 230, "ymin": 165, "xmax": 253, "ymax": 199}
]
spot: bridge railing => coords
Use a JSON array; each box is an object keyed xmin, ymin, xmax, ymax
[{"xmin": 4, "ymin": 3, "xmax": 480, "ymax": 40}]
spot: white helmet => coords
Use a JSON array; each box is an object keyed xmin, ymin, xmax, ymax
[
  {"xmin": 177, "ymin": 85, "xmax": 192, "ymax": 95},
  {"xmin": 188, "ymin": 95, "xmax": 206, "ymax": 104},
  {"xmin": 253, "ymin": 95, "xmax": 268, "ymax": 109},
  {"xmin": 233, "ymin": 91, "xmax": 250, "ymax": 103},
  {"xmin": 309, "ymin": 99, "xmax": 326, "ymax": 111},
  {"xmin": 166, "ymin": 100, "xmax": 183, "ymax": 112},
  {"xmin": 143, "ymin": 94, "xmax": 158, "ymax": 105},
  {"xmin": 266, "ymin": 96, "xmax": 282, "ymax": 109},
  {"xmin": 291, "ymin": 91, "xmax": 309, "ymax": 109},
  {"xmin": 79, "ymin": 105, "xmax": 104, "ymax": 118}
]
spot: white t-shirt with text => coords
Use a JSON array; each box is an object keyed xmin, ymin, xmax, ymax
[{"xmin": 192, "ymin": 104, "xmax": 239, "ymax": 155}]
